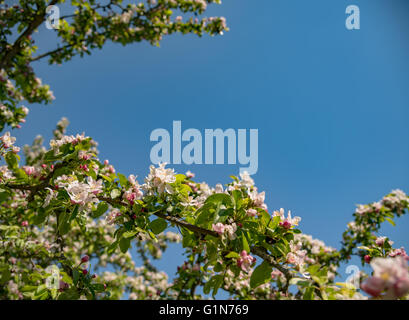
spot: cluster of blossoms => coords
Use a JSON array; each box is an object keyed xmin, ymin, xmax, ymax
[
  {"xmin": 0, "ymin": 132, "xmax": 18, "ymax": 152},
  {"xmin": 233, "ymin": 172, "xmax": 268, "ymax": 211},
  {"xmin": 237, "ymin": 251, "xmax": 256, "ymax": 272},
  {"xmin": 294, "ymin": 234, "xmax": 336, "ymax": 256},
  {"xmin": 286, "ymin": 241, "xmax": 307, "ymax": 268},
  {"xmin": 212, "ymin": 222, "xmax": 237, "ymax": 240},
  {"xmin": 354, "ymin": 189, "xmax": 408, "ymax": 217},
  {"xmin": 122, "ymin": 175, "xmax": 143, "ymax": 205},
  {"xmin": 65, "ymin": 178, "xmax": 102, "ymax": 207},
  {"xmin": 273, "ymin": 208, "xmax": 301, "ymax": 230},
  {"xmin": 389, "ymin": 247, "xmax": 409, "ymax": 260},
  {"xmin": 142, "ymin": 163, "xmax": 176, "ymax": 195},
  {"xmin": 292, "ymin": 233, "xmax": 338, "ymax": 280},
  {"xmin": 342, "ymin": 189, "xmax": 409, "ymax": 265},
  {"xmin": 49, "ymin": 133, "xmax": 92, "ymax": 154},
  {"xmin": 355, "ymin": 202, "xmax": 382, "ymax": 215},
  {"xmin": 361, "ymin": 257, "xmax": 409, "ymax": 299},
  {"xmin": 381, "ymin": 189, "xmax": 408, "ymax": 214}
]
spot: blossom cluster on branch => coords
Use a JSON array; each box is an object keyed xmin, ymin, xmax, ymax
[{"xmin": 0, "ymin": 121, "xmax": 408, "ymax": 300}]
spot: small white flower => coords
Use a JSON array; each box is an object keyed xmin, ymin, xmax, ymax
[{"xmin": 0, "ymin": 132, "xmax": 16, "ymax": 148}]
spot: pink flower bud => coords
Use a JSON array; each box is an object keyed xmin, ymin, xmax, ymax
[
  {"xmin": 280, "ymin": 220, "xmax": 292, "ymax": 229},
  {"xmin": 81, "ymin": 255, "xmax": 89, "ymax": 263},
  {"xmin": 23, "ymin": 166, "xmax": 35, "ymax": 176}
]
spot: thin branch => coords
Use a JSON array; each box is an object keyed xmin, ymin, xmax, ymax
[
  {"xmin": 31, "ymin": 44, "xmax": 72, "ymax": 62},
  {"xmin": 5, "ymin": 162, "xmax": 64, "ymax": 201}
]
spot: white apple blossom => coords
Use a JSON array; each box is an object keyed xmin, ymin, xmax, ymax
[
  {"xmin": 87, "ymin": 177, "xmax": 103, "ymax": 195},
  {"xmin": 143, "ymin": 163, "xmax": 176, "ymax": 195},
  {"xmin": 0, "ymin": 132, "xmax": 16, "ymax": 148},
  {"xmin": 249, "ymin": 188, "xmax": 267, "ymax": 210},
  {"xmin": 65, "ymin": 180, "xmax": 97, "ymax": 208}
]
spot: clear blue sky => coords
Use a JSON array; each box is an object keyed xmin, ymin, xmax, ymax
[{"xmin": 12, "ymin": 0, "xmax": 409, "ymax": 286}]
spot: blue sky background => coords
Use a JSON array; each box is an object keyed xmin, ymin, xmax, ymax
[{"xmin": 10, "ymin": 0, "xmax": 409, "ymax": 290}]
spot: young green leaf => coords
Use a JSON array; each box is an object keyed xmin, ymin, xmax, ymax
[{"xmin": 250, "ymin": 261, "xmax": 272, "ymax": 288}]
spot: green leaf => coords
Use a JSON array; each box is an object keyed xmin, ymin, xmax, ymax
[
  {"xmin": 5, "ymin": 152, "xmax": 18, "ymax": 169},
  {"xmin": 20, "ymin": 285, "xmax": 37, "ymax": 292},
  {"xmin": 225, "ymin": 252, "xmax": 240, "ymax": 259},
  {"xmin": 107, "ymin": 241, "xmax": 118, "ymax": 255},
  {"xmin": 250, "ymin": 261, "xmax": 272, "ymax": 288},
  {"xmin": 119, "ymin": 237, "xmax": 131, "ymax": 253},
  {"xmin": 178, "ymin": 184, "xmax": 192, "ymax": 198},
  {"xmin": 150, "ymin": 218, "xmax": 168, "ymax": 235},
  {"xmin": 69, "ymin": 205, "xmax": 79, "ymax": 221},
  {"xmin": 203, "ymin": 280, "xmax": 212, "ymax": 295},
  {"xmin": 58, "ymin": 211, "xmax": 71, "ymax": 235},
  {"xmin": 33, "ymin": 208, "xmax": 48, "ymax": 225},
  {"xmin": 205, "ymin": 193, "xmax": 233, "ymax": 206},
  {"xmin": 58, "ymin": 288, "xmax": 80, "ymax": 300},
  {"xmin": 289, "ymin": 278, "xmax": 310, "ymax": 286},
  {"xmin": 270, "ymin": 216, "xmax": 281, "ymax": 230},
  {"xmin": 231, "ymin": 190, "xmax": 242, "ymax": 209},
  {"xmin": 92, "ymin": 283, "xmax": 106, "ymax": 292},
  {"xmin": 0, "ymin": 268, "xmax": 11, "ymax": 285},
  {"xmin": 196, "ymin": 207, "xmax": 213, "ymax": 226},
  {"xmin": 212, "ymin": 275, "xmax": 224, "ymax": 297},
  {"xmin": 303, "ymin": 286, "xmax": 315, "ymax": 300},
  {"xmin": 100, "ymin": 174, "xmax": 112, "ymax": 183},
  {"xmin": 123, "ymin": 230, "xmax": 138, "ymax": 239},
  {"xmin": 60, "ymin": 272, "xmax": 73, "ymax": 285},
  {"xmin": 117, "ymin": 173, "xmax": 128, "ymax": 187},
  {"xmin": 242, "ymin": 233, "xmax": 250, "ymax": 253},
  {"xmin": 84, "ymin": 167, "xmax": 97, "ymax": 180},
  {"xmin": 214, "ymin": 263, "xmax": 223, "ymax": 272},
  {"xmin": 73, "ymin": 269, "xmax": 80, "ymax": 286},
  {"xmin": 175, "ymin": 174, "xmax": 186, "ymax": 183},
  {"xmin": 0, "ymin": 191, "xmax": 9, "ymax": 202},
  {"xmin": 92, "ymin": 202, "xmax": 109, "ymax": 219},
  {"xmin": 307, "ymin": 264, "xmax": 321, "ymax": 276}
]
